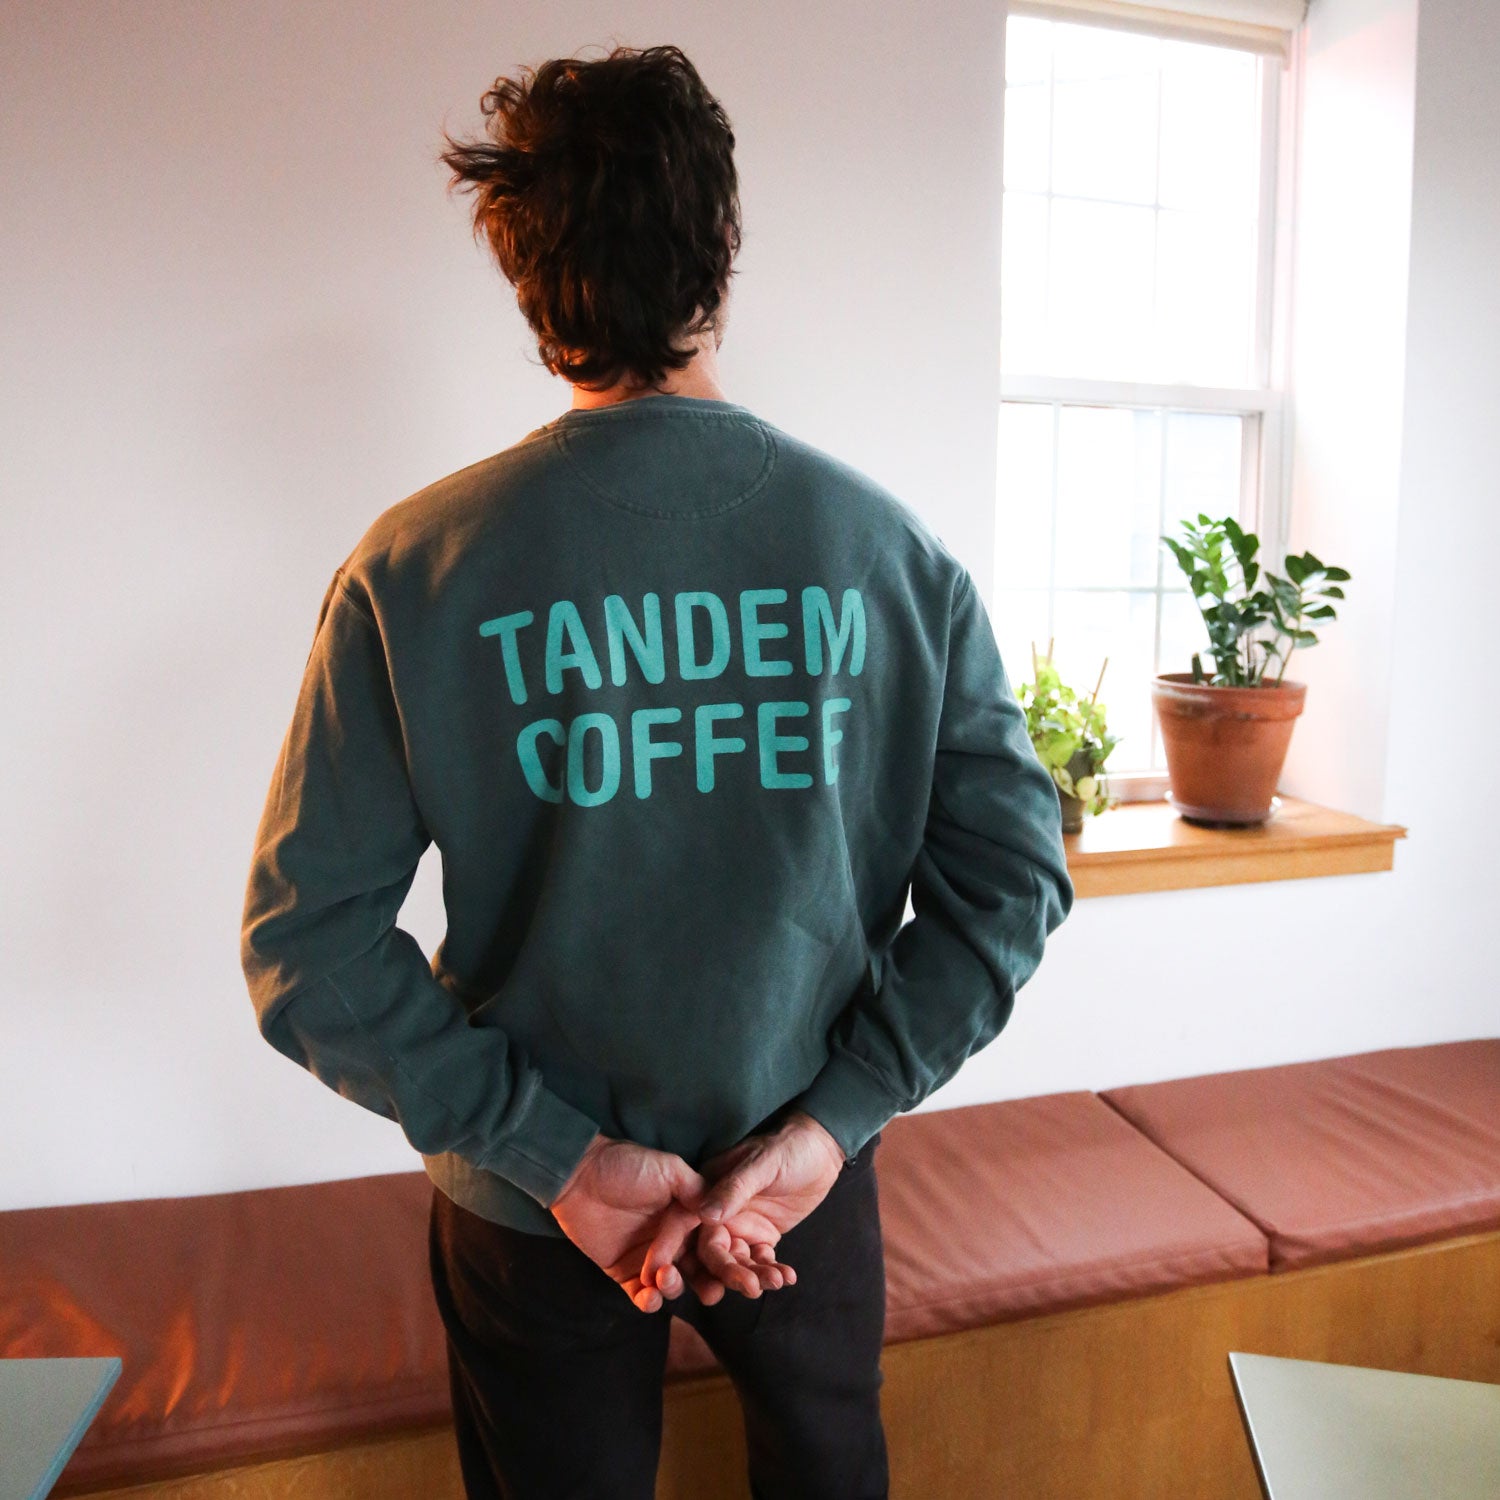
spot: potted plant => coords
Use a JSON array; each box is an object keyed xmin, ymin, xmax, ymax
[
  {"xmin": 1154, "ymin": 513, "xmax": 1350, "ymax": 826},
  {"xmin": 1016, "ymin": 641, "xmax": 1120, "ymax": 834}
]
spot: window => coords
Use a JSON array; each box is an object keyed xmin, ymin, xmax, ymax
[{"xmin": 994, "ymin": 10, "xmax": 1290, "ymax": 799}]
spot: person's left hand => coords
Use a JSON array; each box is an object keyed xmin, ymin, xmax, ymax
[
  {"xmin": 638, "ymin": 1110, "xmax": 846, "ymax": 1305},
  {"xmin": 639, "ymin": 1200, "xmax": 797, "ymax": 1307},
  {"xmin": 671, "ymin": 1217, "xmax": 797, "ymax": 1305},
  {"xmin": 550, "ymin": 1134, "xmax": 794, "ymax": 1313}
]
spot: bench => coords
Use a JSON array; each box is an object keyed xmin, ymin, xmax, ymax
[{"xmin": 4, "ymin": 1039, "xmax": 1496, "ymax": 1499}]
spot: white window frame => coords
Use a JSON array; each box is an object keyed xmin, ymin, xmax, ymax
[{"xmin": 996, "ymin": 12, "xmax": 1301, "ymax": 802}]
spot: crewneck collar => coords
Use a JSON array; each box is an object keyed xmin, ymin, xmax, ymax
[
  {"xmin": 552, "ymin": 394, "xmax": 755, "ymax": 426},
  {"xmin": 540, "ymin": 392, "xmax": 775, "ymax": 518}
]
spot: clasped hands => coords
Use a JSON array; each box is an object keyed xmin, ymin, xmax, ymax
[{"xmin": 549, "ymin": 1109, "xmax": 847, "ymax": 1313}]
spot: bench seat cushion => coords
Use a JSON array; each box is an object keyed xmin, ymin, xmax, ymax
[
  {"xmin": 1098, "ymin": 1039, "xmax": 1500, "ymax": 1271},
  {"xmin": 668, "ymin": 1090, "xmax": 1269, "ymax": 1376},
  {"xmin": 1, "ymin": 1172, "xmax": 450, "ymax": 1493}
]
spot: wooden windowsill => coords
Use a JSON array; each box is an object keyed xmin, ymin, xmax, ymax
[{"xmin": 1064, "ymin": 794, "xmax": 1408, "ymax": 898}]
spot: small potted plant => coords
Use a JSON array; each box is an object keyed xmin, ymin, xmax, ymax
[
  {"xmin": 1155, "ymin": 513, "xmax": 1350, "ymax": 826},
  {"xmin": 1016, "ymin": 642, "xmax": 1120, "ymax": 834}
]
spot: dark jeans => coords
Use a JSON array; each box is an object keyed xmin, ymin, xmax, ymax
[{"xmin": 427, "ymin": 1131, "xmax": 888, "ymax": 1500}]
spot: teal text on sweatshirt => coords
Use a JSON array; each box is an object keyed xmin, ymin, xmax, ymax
[{"xmin": 240, "ymin": 394, "xmax": 1075, "ymax": 1237}]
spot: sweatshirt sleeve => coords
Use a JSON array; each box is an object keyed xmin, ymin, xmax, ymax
[
  {"xmin": 240, "ymin": 568, "xmax": 603, "ymax": 1209},
  {"xmin": 788, "ymin": 568, "xmax": 1075, "ymax": 1161}
]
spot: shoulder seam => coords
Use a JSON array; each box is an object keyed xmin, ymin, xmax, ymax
[
  {"xmin": 952, "ymin": 566, "xmax": 976, "ymax": 615},
  {"xmin": 331, "ymin": 568, "xmax": 379, "ymax": 628}
]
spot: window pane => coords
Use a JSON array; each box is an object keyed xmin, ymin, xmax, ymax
[
  {"xmin": 1050, "ymin": 30, "xmax": 1159, "ymax": 205},
  {"xmin": 1004, "ymin": 82, "xmax": 1051, "ymax": 193},
  {"xmin": 1161, "ymin": 411, "xmax": 1246, "ymax": 562},
  {"xmin": 1049, "ymin": 588, "xmax": 1159, "ymax": 774},
  {"xmin": 1156, "ymin": 209, "xmax": 1257, "ymax": 385},
  {"xmin": 991, "ymin": 586, "xmax": 1052, "ymax": 699},
  {"xmin": 1160, "ymin": 584, "xmax": 1209, "ymax": 684},
  {"xmin": 1053, "ymin": 405, "xmax": 1162, "ymax": 590},
  {"xmin": 1159, "ymin": 40, "xmax": 1259, "ymax": 213},
  {"xmin": 995, "ymin": 401, "xmax": 1054, "ymax": 591},
  {"xmin": 1051, "ymin": 21, "xmax": 1160, "ymax": 88},
  {"xmin": 1048, "ymin": 198, "xmax": 1155, "ymax": 379},
  {"xmin": 1005, "ymin": 14, "xmax": 1053, "ymax": 85}
]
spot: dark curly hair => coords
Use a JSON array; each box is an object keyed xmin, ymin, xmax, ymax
[{"xmin": 437, "ymin": 44, "xmax": 742, "ymax": 394}]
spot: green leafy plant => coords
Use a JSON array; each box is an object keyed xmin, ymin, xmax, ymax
[
  {"xmin": 1015, "ymin": 644, "xmax": 1121, "ymax": 818},
  {"xmin": 1160, "ymin": 514, "xmax": 1350, "ymax": 687}
]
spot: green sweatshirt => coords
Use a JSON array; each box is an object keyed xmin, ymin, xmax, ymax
[{"xmin": 240, "ymin": 393, "xmax": 1074, "ymax": 1238}]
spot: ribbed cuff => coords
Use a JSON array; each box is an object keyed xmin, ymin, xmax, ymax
[
  {"xmin": 787, "ymin": 1050, "xmax": 904, "ymax": 1164},
  {"xmin": 477, "ymin": 1079, "xmax": 603, "ymax": 1209}
]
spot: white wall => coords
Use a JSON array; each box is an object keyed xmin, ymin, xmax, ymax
[
  {"xmin": 1380, "ymin": 0, "xmax": 1500, "ymax": 1025},
  {"xmin": 1, "ymin": 0, "xmax": 1491, "ymax": 1213},
  {"xmin": 1276, "ymin": 0, "xmax": 1418, "ymax": 820}
]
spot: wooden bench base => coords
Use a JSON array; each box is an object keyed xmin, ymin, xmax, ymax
[{"xmin": 62, "ymin": 1229, "xmax": 1500, "ymax": 1500}]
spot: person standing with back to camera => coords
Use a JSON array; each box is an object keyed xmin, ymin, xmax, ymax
[{"xmin": 239, "ymin": 40, "xmax": 1074, "ymax": 1500}]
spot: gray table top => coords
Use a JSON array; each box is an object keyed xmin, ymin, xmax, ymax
[
  {"xmin": 1228, "ymin": 1351, "xmax": 1500, "ymax": 1500},
  {"xmin": 0, "ymin": 1358, "xmax": 121, "ymax": 1500}
]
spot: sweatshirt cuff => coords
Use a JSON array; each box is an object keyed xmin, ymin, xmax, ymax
[
  {"xmin": 476, "ymin": 1079, "xmax": 603, "ymax": 1209},
  {"xmin": 787, "ymin": 1050, "xmax": 905, "ymax": 1164}
]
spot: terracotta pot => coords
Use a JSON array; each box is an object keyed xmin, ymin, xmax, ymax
[{"xmin": 1151, "ymin": 673, "xmax": 1307, "ymax": 826}]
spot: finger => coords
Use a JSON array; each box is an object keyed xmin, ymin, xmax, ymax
[
  {"xmin": 682, "ymin": 1228, "xmax": 754, "ymax": 1304},
  {"xmin": 605, "ymin": 1249, "xmax": 669, "ymax": 1316},
  {"xmin": 669, "ymin": 1161, "xmax": 711, "ymax": 1213},
  {"xmin": 748, "ymin": 1242, "xmax": 785, "ymax": 1289},
  {"xmin": 692, "ymin": 1221, "xmax": 791, "ymax": 1294},
  {"xmin": 688, "ymin": 1274, "xmax": 727, "ymax": 1306},
  {"xmin": 736, "ymin": 1251, "xmax": 786, "ymax": 1290},
  {"xmin": 622, "ymin": 1274, "xmax": 664, "ymax": 1314},
  {"xmin": 700, "ymin": 1220, "xmax": 770, "ymax": 1267},
  {"xmin": 728, "ymin": 1237, "xmax": 794, "ymax": 1291},
  {"xmin": 678, "ymin": 1244, "xmax": 727, "ymax": 1307},
  {"xmin": 699, "ymin": 1138, "xmax": 760, "ymax": 1184},
  {"xmin": 695, "ymin": 1233, "xmax": 745, "ymax": 1294},
  {"xmin": 698, "ymin": 1149, "xmax": 775, "ymax": 1225},
  {"xmin": 640, "ymin": 1201, "xmax": 701, "ymax": 1299},
  {"xmin": 749, "ymin": 1241, "xmax": 795, "ymax": 1282},
  {"xmin": 699, "ymin": 1233, "xmax": 763, "ymax": 1299}
]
